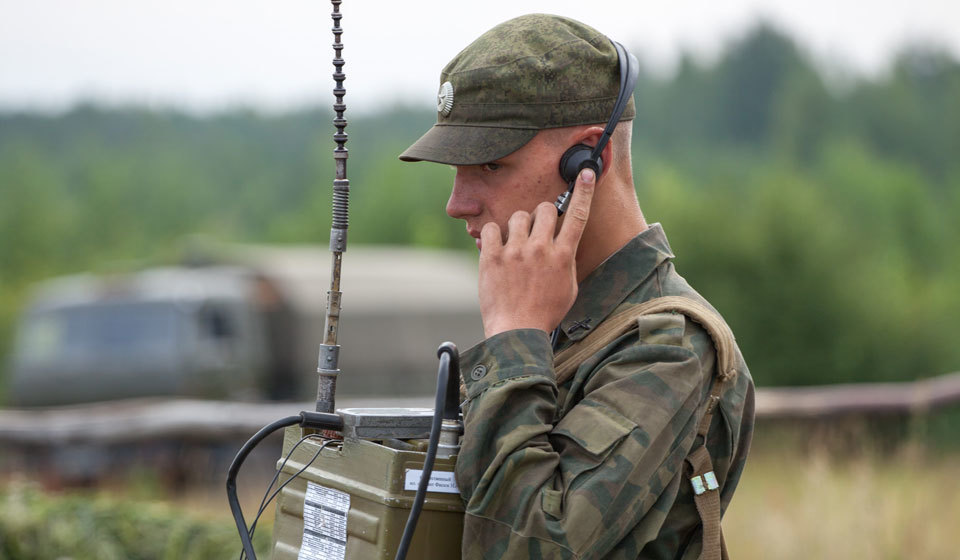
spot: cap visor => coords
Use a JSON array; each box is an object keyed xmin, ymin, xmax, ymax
[{"xmin": 399, "ymin": 124, "xmax": 537, "ymax": 165}]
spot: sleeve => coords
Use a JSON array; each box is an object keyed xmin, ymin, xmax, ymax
[{"xmin": 455, "ymin": 312, "xmax": 714, "ymax": 559}]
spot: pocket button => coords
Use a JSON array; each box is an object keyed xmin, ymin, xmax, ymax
[{"xmin": 470, "ymin": 364, "xmax": 487, "ymax": 381}]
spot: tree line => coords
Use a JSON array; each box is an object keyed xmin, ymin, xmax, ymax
[{"xmin": 1, "ymin": 24, "xmax": 958, "ymax": 393}]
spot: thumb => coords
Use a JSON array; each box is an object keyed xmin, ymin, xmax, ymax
[{"xmin": 557, "ymin": 167, "xmax": 595, "ymax": 247}]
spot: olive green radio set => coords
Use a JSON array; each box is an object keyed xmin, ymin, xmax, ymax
[
  {"xmin": 225, "ymin": 3, "xmax": 465, "ymax": 558},
  {"xmin": 226, "ymin": 366, "xmax": 466, "ymax": 560}
]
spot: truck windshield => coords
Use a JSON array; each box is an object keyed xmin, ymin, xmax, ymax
[{"xmin": 17, "ymin": 302, "xmax": 181, "ymax": 364}]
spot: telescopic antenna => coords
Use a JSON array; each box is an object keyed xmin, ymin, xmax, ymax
[{"xmin": 315, "ymin": 0, "xmax": 349, "ymax": 413}]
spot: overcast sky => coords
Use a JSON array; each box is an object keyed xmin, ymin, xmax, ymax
[{"xmin": 1, "ymin": 0, "xmax": 958, "ymax": 114}]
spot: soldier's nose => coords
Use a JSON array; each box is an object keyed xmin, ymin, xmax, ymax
[{"xmin": 447, "ymin": 175, "xmax": 482, "ymax": 220}]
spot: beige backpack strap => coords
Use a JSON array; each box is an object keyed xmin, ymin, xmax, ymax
[
  {"xmin": 554, "ymin": 295, "xmax": 739, "ymax": 387},
  {"xmin": 459, "ymin": 296, "xmax": 737, "ymax": 400},
  {"xmin": 685, "ymin": 380, "xmax": 729, "ymax": 560},
  {"xmin": 554, "ymin": 295, "xmax": 738, "ymax": 560}
]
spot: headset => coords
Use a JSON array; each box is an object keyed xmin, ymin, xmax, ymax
[{"xmin": 554, "ymin": 40, "xmax": 640, "ymax": 214}]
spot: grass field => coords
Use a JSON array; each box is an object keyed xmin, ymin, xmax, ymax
[
  {"xmin": 724, "ymin": 444, "xmax": 958, "ymax": 560},
  {"xmin": 2, "ymin": 440, "xmax": 957, "ymax": 559}
]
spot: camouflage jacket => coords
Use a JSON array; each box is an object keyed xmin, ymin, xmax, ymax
[{"xmin": 457, "ymin": 224, "xmax": 755, "ymax": 559}]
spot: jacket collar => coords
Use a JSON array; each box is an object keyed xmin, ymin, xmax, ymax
[{"xmin": 558, "ymin": 223, "xmax": 675, "ymax": 345}]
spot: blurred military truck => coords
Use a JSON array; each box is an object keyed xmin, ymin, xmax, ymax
[{"xmin": 8, "ymin": 246, "xmax": 483, "ymax": 407}]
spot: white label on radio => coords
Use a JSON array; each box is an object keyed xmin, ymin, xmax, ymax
[
  {"xmin": 404, "ymin": 469, "xmax": 460, "ymax": 494},
  {"xmin": 298, "ymin": 481, "xmax": 350, "ymax": 560}
]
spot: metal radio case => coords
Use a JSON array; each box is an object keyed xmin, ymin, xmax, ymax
[{"xmin": 270, "ymin": 408, "xmax": 464, "ymax": 559}]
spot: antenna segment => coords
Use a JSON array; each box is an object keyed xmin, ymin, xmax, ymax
[{"xmin": 315, "ymin": 0, "xmax": 349, "ymax": 413}]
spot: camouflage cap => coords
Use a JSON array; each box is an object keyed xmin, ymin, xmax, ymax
[{"xmin": 398, "ymin": 14, "xmax": 635, "ymax": 166}]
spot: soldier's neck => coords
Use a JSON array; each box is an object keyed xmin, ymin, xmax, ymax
[{"xmin": 574, "ymin": 183, "xmax": 647, "ymax": 284}]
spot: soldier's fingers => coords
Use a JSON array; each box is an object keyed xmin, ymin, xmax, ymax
[
  {"xmin": 529, "ymin": 201, "xmax": 558, "ymax": 241},
  {"xmin": 505, "ymin": 210, "xmax": 532, "ymax": 244},
  {"xmin": 479, "ymin": 222, "xmax": 502, "ymax": 255},
  {"xmin": 556, "ymin": 168, "xmax": 596, "ymax": 249},
  {"xmin": 506, "ymin": 210, "xmax": 532, "ymax": 245}
]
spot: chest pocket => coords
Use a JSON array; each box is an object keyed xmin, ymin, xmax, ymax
[{"xmin": 544, "ymin": 403, "xmax": 636, "ymax": 518}]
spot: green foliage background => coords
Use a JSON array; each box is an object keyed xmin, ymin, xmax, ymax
[
  {"xmin": 0, "ymin": 482, "xmax": 271, "ymax": 559},
  {"xmin": 2, "ymin": 25, "xmax": 959, "ymax": 392}
]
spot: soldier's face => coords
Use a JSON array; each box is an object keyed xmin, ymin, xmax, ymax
[{"xmin": 447, "ymin": 131, "xmax": 568, "ymax": 251}]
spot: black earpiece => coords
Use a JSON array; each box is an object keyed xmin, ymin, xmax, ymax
[
  {"xmin": 558, "ymin": 143, "xmax": 603, "ymax": 184},
  {"xmin": 554, "ymin": 40, "xmax": 639, "ymax": 214}
]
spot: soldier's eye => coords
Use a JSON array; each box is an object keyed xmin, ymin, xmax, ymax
[{"xmin": 482, "ymin": 162, "xmax": 501, "ymax": 172}]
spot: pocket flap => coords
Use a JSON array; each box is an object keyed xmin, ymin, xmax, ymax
[{"xmin": 551, "ymin": 403, "xmax": 636, "ymax": 456}]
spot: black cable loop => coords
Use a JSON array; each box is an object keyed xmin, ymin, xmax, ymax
[
  {"xmin": 394, "ymin": 342, "xmax": 460, "ymax": 560},
  {"xmin": 240, "ymin": 436, "xmax": 338, "ymax": 559}
]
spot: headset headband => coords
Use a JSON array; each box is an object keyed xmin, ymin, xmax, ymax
[
  {"xmin": 554, "ymin": 40, "xmax": 639, "ymax": 214},
  {"xmin": 591, "ymin": 40, "xmax": 640, "ymax": 162}
]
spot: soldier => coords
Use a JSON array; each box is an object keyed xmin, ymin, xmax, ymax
[{"xmin": 399, "ymin": 14, "xmax": 754, "ymax": 560}]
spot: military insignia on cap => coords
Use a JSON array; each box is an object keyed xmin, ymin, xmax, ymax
[{"xmin": 437, "ymin": 81, "xmax": 454, "ymax": 117}]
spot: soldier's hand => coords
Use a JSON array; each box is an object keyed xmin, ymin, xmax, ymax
[{"xmin": 478, "ymin": 168, "xmax": 595, "ymax": 338}]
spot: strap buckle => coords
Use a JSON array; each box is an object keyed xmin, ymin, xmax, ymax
[
  {"xmin": 690, "ymin": 471, "xmax": 719, "ymax": 496},
  {"xmin": 705, "ymin": 394, "xmax": 720, "ymax": 414}
]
